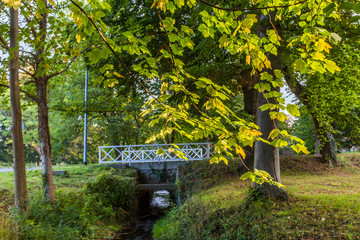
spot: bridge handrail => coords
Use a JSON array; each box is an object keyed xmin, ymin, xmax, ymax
[{"xmin": 98, "ymin": 142, "xmax": 213, "ymax": 165}]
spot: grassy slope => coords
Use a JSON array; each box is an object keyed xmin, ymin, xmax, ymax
[{"xmin": 154, "ymin": 153, "xmax": 360, "ymax": 240}]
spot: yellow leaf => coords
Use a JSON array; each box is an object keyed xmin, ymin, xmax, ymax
[
  {"xmin": 313, "ymin": 52, "xmax": 325, "ymax": 61},
  {"xmin": 235, "ymin": 145, "xmax": 246, "ymax": 159},
  {"xmin": 315, "ymin": 39, "xmax": 332, "ymax": 53},
  {"xmin": 76, "ymin": 34, "xmax": 81, "ymax": 43},
  {"xmin": 3, "ymin": 0, "xmax": 21, "ymax": 9},
  {"xmin": 113, "ymin": 71, "xmax": 125, "ymax": 79},
  {"xmin": 246, "ymin": 55, "xmax": 251, "ymax": 65}
]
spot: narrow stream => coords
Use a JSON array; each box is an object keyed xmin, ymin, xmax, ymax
[{"xmin": 114, "ymin": 190, "xmax": 172, "ymax": 240}]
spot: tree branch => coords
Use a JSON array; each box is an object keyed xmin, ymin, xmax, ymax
[
  {"xmin": 47, "ymin": 55, "xmax": 78, "ymax": 79},
  {"xmin": 0, "ymin": 34, "xmax": 9, "ymax": 50},
  {"xmin": 0, "ymin": 83, "xmax": 37, "ymax": 102},
  {"xmin": 19, "ymin": 67, "xmax": 35, "ymax": 78}
]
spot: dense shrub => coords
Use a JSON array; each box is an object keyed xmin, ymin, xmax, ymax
[{"xmin": 84, "ymin": 171, "xmax": 136, "ymax": 218}]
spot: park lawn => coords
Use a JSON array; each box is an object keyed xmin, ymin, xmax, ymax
[
  {"xmin": 154, "ymin": 152, "xmax": 360, "ymax": 239},
  {"xmin": 0, "ymin": 164, "xmax": 136, "ymax": 192}
]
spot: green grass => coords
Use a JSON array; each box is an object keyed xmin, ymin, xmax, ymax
[
  {"xmin": 154, "ymin": 153, "xmax": 360, "ymax": 239},
  {"xmin": 0, "ymin": 164, "xmax": 136, "ymax": 192}
]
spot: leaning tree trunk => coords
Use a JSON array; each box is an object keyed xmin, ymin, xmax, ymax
[
  {"xmin": 283, "ymin": 67, "xmax": 338, "ymax": 167},
  {"xmin": 9, "ymin": 6, "xmax": 28, "ymax": 210},
  {"xmin": 311, "ymin": 115, "xmax": 338, "ymax": 167},
  {"xmin": 36, "ymin": 76, "xmax": 55, "ymax": 202},
  {"xmin": 315, "ymin": 134, "xmax": 320, "ymax": 155}
]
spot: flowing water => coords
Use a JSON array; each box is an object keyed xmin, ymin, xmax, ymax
[{"xmin": 114, "ymin": 190, "xmax": 172, "ymax": 240}]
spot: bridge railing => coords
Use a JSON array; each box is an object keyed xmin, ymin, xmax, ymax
[{"xmin": 98, "ymin": 143, "xmax": 213, "ymax": 165}]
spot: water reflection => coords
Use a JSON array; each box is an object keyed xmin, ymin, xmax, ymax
[{"xmin": 151, "ymin": 190, "xmax": 171, "ymax": 209}]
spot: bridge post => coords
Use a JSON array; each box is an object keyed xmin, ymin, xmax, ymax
[
  {"xmin": 98, "ymin": 147, "xmax": 101, "ymax": 164},
  {"xmin": 127, "ymin": 146, "xmax": 131, "ymax": 166}
]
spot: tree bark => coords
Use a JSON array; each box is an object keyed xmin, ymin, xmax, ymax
[
  {"xmin": 9, "ymin": 6, "xmax": 28, "ymax": 210},
  {"xmin": 36, "ymin": 76, "xmax": 55, "ymax": 202},
  {"xmin": 315, "ymin": 134, "xmax": 320, "ymax": 155},
  {"xmin": 253, "ymin": 83, "xmax": 288, "ymax": 199},
  {"xmin": 252, "ymin": 14, "xmax": 287, "ymax": 199}
]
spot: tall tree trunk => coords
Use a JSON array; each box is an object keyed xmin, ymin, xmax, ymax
[
  {"xmin": 9, "ymin": 6, "xmax": 28, "ymax": 210},
  {"xmin": 36, "ymin": 76, "xmax": 55, "ymax": 202},
  {"xmin": 252, "ymin": 15, "xmax": 287, "ymax": 199},
  {"xmin": 253, "ymin": 83, "xmax": 288, "ymax": 199},
  {"xmin": 33, "ymin": 0, "xmax": 55, "ymax": 202}
]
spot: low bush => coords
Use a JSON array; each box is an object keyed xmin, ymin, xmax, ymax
[{"xmin": 84, "ymin": 170, "xmax": 136, "ymax": 219}]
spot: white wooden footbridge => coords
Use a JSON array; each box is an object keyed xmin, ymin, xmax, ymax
[{"xmin": 99, "ymin": 143, "xmax": 213, "ymax": 170}]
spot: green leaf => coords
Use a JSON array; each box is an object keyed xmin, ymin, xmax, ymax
[
  {"xmin": 293, "ymin": 59, "xmax": 306, "ymax": 73},
  {"xmin": 323, "ymin": 3, "xmax": 336, "ymax": 14},
  {"xmin": 209, "ymin": 154, "xmax": 228, "ymax": 165},
  {"xmin": 156, "ymin": 148, "xmax": 166, "ymax": 156},
  {"xmin": 324, "ymin": 60, "xmax": 341, "ymax": 74},
  {"xmin": 286, "ymin": 104, "xmax": 300, "ymax": 117},
  {"xmin": 167, "ymin": 1, "xmax": 176, "ymax": 13},
  {"xmin": 349, "ymin": 16, "xmax": 360, "ymax": 23},
  {"xmin": 99, "ymin": 64, "xmax": 113, "ymax": 74},
  {"xmin": 88, "ymin": 48, "xmax": 101, "ymax": 64},
  {"xmin": 299, "ymin": 21, "xmax": 306, "ymax": 27},
  {"xmin": 271, "ymin": 139, "xmax": 288, "ymax": 148}
]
